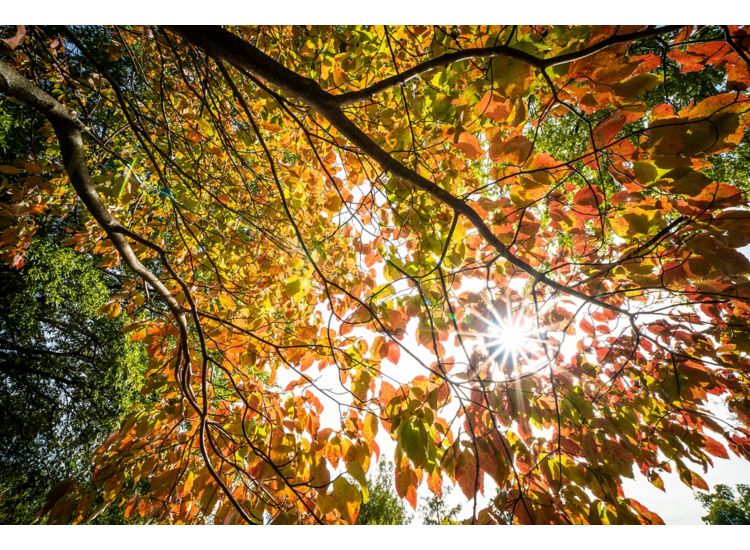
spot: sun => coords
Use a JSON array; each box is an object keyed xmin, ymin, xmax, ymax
[
  {"xmin": 469, "ymin": 298, "xmax": 548, "ymax": 377},
  {"xmin": 485, "ymin": 313, "xmax": 537, "ymax": 364}
]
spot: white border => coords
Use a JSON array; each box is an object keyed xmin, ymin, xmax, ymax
[
  {"xmin": 0, "ymin": 1, "xmax": 744, "ymax": 25},
  {"xmin": 2, "ymin": 525, "xmax": 750, "ymax": 549},
  {"xmin": 2, "ymin": 3, "xmax": 748, "ymax": 547}
]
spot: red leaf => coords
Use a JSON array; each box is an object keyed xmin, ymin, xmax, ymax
[
  {"xmin": 386, "ymin": 341, "xmax": 401, "ymax": 364},
  {"xmin": 394, "ymin": 457, "xmax": 419, "ymax": 509},
  {"xmin": 455, "ymin": 447, "xmax": 480, "ymax": 499},
  {"xmin": 426, "ymin": 468, "xmax": 443, "ymax": 496},
  {"xmin": 404, "ymin": 483, "xmax": 418, "ymax": 510},
  {"xmin": 629, "ymin": 498, "xmax": 664, "ymax": 524},
  {"xmin": 592, "ymin": 108, "xmax": 645, "ymax": 148},
  {"xmin": 454, "ymin": 132, "xmax": 484, "ymax": 160},
  {"xmin": 691, "ymin": 472, "xmax": 709, "ymax": 491},
  {"xmin": 1, "ymin": 26, "xmax": 26, "ymax": 50},
  {"xmin": 475, "ymin": 91, "xmax": 512, "ymax": 122},
  {"xmin": 490, "ymin": 134, "xmax": 532, "ymax": 165},
  {"xmin": 703, "ymin": 435, "xmax": 729, "ymax": 459},
  {"xmin": 10, "ymin": 254, "xmax": 25, "ymax": 270},
  {"xmin": 593, "ymin": 111, "xmax": 626, "ymax": 148},
  {"xmin": 572, "ymin": 186, "xmax": 604, "ymax": 215},
  {"xmin": 580, "ymin": 318, "xmax": 595, "ymax": 337}
]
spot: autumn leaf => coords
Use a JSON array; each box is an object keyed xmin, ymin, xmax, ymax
[
  {"xmin": 453, "ymin": 132, "xmax": 484, "ymax": 160},
  {"xmin": 1, "ymin": 26, "xmax": 26, "ymax": 50},
  {"xmin": 284, "ymin": 277, "xmax": 302, "ymax": 298},
  {"xmin": 2, "ymin": 24, "xmax": 749, "ymax": 527}
]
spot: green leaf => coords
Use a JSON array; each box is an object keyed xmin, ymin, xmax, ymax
[
  {"xmin": 284, "ymin": 277, "xmax": 302, "ymax": 298},
  {"xmin": 346, "ymin": 461, "xmax": 369, "ymax": 503},
  {"xmin": 490, "ymin": 56, "xmax": 535, "ymax": 98},
  {"xmin": 633, "ymin": 161, "xmax": 658, "ymax": 185},
  {"xmin": 398, "ymin": 420, "xmax": 427, "ymax": 467},
  {"xmin": 661, "ymin": 167, "xmax": 710, "ymax": 196}
]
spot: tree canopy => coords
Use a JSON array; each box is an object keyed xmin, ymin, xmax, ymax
[
  {"xmin": 420, "ymin": 485, "xmax": 463, "ymax": 525},
  {"xmin": 0, "ymin": 235, "xmax": 147, "ymax": 523},
  {"xmin": 356, "ymin": 459, "xmax": 411, "ymax": 524},
  {"xmin": 1, "ymin": 24, "xmax": 750, "ymax": 525},
  {"xmin": 696, "ymin": 483, "xmax": 750, "ymax": 524}
]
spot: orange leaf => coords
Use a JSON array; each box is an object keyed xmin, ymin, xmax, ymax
[
  {"xmin": 475, "ymin": 91, "xmax": 512, "ymax": 122},
  {"xmin": 454, "ymin": 132, "xmax": 484, "ymax": 160},
  {"xmin": 455, "ymin": 447, "xmax": 480, "ymax": 499},
  {"xmin": 703, "ymin": 435, "xmax": 729, "ymax": 459},
  {"xmin": 1, "ymin": 26, "xmax": 26, "ymax": 50},
  {"xmin": 386, "ymin": 341, "xmax": 401, "ymax": 364}
]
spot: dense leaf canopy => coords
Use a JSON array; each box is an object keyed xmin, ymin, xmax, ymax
[
  {"xmin": 0, "ymin": 236, "xmax": 147, "ymax": 523},
  {"xmin": 1, "ymin": 24, "xmax": 750, "ymax": 524}
]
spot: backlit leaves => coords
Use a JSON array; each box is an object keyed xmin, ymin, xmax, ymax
[{"xmin": 2, "ymin": 24, "xmax": 750, "ymax": 526}]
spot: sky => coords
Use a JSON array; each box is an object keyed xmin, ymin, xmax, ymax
[
  {"xmin": 625, "ymin": 455, "xmax": 749, "ymax": 524},
  {"xmin": 292, "ymin": 299, "xmax": 750, "ymax": 524}
]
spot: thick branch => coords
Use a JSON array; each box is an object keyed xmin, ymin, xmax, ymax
[
  {"xmin": 0, "ymin": 60, "xmax": 186, "ymax": 328},
  {"xmin": 0, "ymin": 59, "xmax": 257, "ymax": 525},
  {"xmin": 335, "ymin": 25, "xmax": 681, "ymax": 105},
  {"xmin": 170, "ymin": 26, "xmax": 629, "ymax": 316}
]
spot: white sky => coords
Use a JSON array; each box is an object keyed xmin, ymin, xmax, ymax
[{"xmin": 292, "ymin": 282, "xmax": 750, "ymax": 524}]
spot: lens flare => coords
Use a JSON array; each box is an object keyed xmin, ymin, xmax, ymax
[
  {"xmin": 485, "ymin": 313, "xmax": 536, "ymax": 365},
  {"xmin": 469, "ymin": 297, "xmax": 548, "ymax": 378}
]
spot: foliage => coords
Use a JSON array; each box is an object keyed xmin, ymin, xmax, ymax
[
  {"xmin": 356, "ymin": 460, "xmax": 411, "ymax": 524},
  {"xmin": 0, "ymin": 236, "xmax": 147, "ymax": 523},
  {"xmin": 696, "ymin": 484, "xmax": 750, "ymax": 524},
  {"xmin": 420, "ymin": 486, "xmax": 463, "ymax": 525},
  {"xmin": 1, "ymin": 24, "xmax": 750, "ymax": 524}
]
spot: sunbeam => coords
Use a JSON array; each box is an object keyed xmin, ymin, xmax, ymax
[{"xmin": 467, "ymin": 297, "xmax": 548, "ymax": 379}]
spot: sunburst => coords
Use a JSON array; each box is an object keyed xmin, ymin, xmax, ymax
[{"xmin": 468, "ymin": 296, "xmax": 548, "ymax": 378}]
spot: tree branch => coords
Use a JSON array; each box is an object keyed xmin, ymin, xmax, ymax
[
  {"xmin": 335, "ymin": 25, "xmax": 681, "ymax": 105},
  {"xmin": 0, "ymin": 59, "xmax": 257, "ymax": 525},
  {"xmin": 169, "ymin": 26, "xmax": 630, "ymax": 316}
]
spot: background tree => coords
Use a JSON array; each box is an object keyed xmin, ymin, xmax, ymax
[
  {"xmin": 420, "ymin": 486, "xmax": 463, "ymax": 525},
  {"xmin": 0, "ymin": 235, "xmax": 148, "ymax": 523},
  {"xmin": 1, "ymin": 24, "xmax": 750, "ymax": 525},
  {"xmin": 356, "ymin": 459, "xmax": 411, "ymax": 525},
  {"xmin": 696, "ymin": 484, "xmax": 750, "ymax": 525},
  {"xmin": 0, "ymin": 44, "xmax": 149, "ymax": 524}
]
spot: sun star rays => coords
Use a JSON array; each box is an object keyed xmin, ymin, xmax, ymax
[{"xmin": 463, "ymin": 296, "xmax": 549, "ymax": 380}]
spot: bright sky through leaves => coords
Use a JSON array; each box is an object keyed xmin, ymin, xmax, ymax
[
  {"xmin": 471, "ymin": 298, "xmax": 548, "ymax": 377},
  {"xmin": 1, "ymin": 24, "xmax": 750, "ymax": 525}
]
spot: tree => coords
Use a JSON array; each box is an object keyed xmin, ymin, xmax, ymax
[
  {"xmin": 356, "ymin": 459, "xmax": 411, "ymax": 524},
  {"xmin": 420, "ymin": 486, "xmax": 463, "ymax": 525},
  {"xmin": 0, "ymin": 235, "xmax": 147, "ymax": 523},
  {"xmin": 696, "ymin": 484, "xmax": 750, "ymax": 524},
  {"xmin": 1, "ymin": 24, "xmax": 750, "ymax": 524}
]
